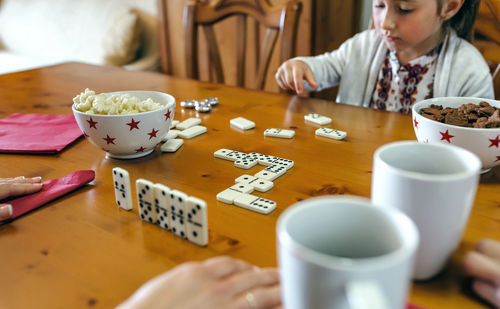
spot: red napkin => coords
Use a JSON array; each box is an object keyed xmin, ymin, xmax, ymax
[
  {"xmin": 1, "ymin": 170, "xmax": 95, "ymax": 224},
  {"xmin": 0, "ymin": 113, "xmax": 83, "ymax": 153}
]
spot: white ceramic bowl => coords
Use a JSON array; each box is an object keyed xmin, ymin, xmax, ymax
[
  {"xmin": 412, "ymin": 97, "xmax": 500, "ymax": 171},
  {"xmin": 72, "ymin": 90, "xmax": 176, "ymax": 159}
]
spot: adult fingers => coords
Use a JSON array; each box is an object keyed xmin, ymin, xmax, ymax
[
  {"xmin": 464, "ymin": 251, "xmax": 500, "ymax": 285},
  {"xmin": 0, "ymin": 204, "xmax": 13, "ymax": 220},
  {"xmin": 472, "ymin": 279, "xmax": 500, "ymax": 308},
  {"xmin": 475, "ymin": 238, "xmax": 500, "ymax": 260},
  {"xmin": 304, "ymin": 67, "xmax": 318, "ymax": 89},
  {"xmin": 219, "ymin": 268, "xmax": 280, "ymax": 297},
  {"xmin": 0, "ymin": 182, "xmax": 43, "ymax": 200},
  {"xmin": 233, "ymin": 284, "xmax": 281, "ymax": 309},
  {"xmin": 0, "ymin": 176, "xmax": 42, "ymax": 184},
  {"xmin": 203, "ymin": 256, "xmax": 253, "ymax": 279},
  {"xmin": 0, "ymin": 176, "xmax": 25, "ymax": 183}
]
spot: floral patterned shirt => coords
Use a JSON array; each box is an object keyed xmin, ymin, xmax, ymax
[{"xmin": 371, "ymin": 47, "xmax": 439, "ymax": 114}]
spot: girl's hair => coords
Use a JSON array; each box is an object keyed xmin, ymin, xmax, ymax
[{"xmin": 439, "ymin": 0, "xmax": 480, "ymax": 42}]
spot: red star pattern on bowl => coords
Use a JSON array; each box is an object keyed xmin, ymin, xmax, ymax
[
  {"xmin": 87, "ymin": 117, "xmax": 98, "ymax": 129},
  {"xmin": 489, "ymin": 135, "xmax": 499, "ymax": 148},
  {"xmin": 148, "ymin": 128, "xmax": 159, "ymax": 140},
  {"xmin": 127, "ymin": 118, "xmax": 140, "ymax": 131},
  {"xmin": 439, "ymin": 130, "xmax": 454, "ymax": 143}
]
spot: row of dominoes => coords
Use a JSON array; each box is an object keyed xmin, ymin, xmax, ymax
[
  {"xmin": 160, "ymin": 117, "xmax": 208, "ymax": 153},
  {"xmin": 112, "ymin": 167, "xmax": 208, "ymax": 246},
  {"xmin": 213, "ymin": 149, "xmax": 295, "ymax": 214},
  {"xmin": 230, "ymin": 114, "xmax": 346, "ymax": 140}
]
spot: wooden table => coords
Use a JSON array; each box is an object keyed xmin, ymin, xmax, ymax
[{"xmin": 0, "ymin": 63, "xmax": 498, "ymax": 309}]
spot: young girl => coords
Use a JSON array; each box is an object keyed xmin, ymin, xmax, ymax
[{"xmin": 275, "ymin": 0, "xmax": 494, "ymax": 114}]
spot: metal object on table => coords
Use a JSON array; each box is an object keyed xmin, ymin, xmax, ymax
[
  {"xmin": 180, "ymin": 100, "xmax": 198, "ymax": 109},
  {"xmin": 195, "ymin": 103, "xmax": 211, "ymax": 113},
  {"xmin": 205, "ymin": 97, "xmax": 219, "ymax": 106}
]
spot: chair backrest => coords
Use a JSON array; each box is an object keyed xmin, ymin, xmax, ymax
[
  {"xmin": 180, "ymin": 0, "xmax": 301, "ymax": 90},
  {"xmin": 477, "ymin": 0, "xmax": 500, "ymax": 79}
]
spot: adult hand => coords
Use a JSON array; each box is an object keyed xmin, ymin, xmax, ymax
[
  {"xmin": 464, "ymin": 238, "xmax": 500, "ymax": 308},
  {"xmin": 118, "ymin": 256, "xmax": 281, "ymax": 309},
  {"xmin": 275, "ymin": 59, "xmax": 317, "ymax": 94},
  {"xmin": 0, "ymin": 176, "xmax": 43, "ymax": 220}
]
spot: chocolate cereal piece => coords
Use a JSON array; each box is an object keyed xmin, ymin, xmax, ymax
[
  {"xmin": 441, "ymin": 107, "xmax": 456, "ymax": 115},
  {"xmin": 486, "ymin": 110, "xmax": 500, "ymax": 128},
  {"xmin": 445, "ymin": 110, "xmax": 469, "ymax": 127},
  {"xmin": 474, "ymin": 117, "xmax": 488, "ymax": 128},
  {"xmin": 468, "ymin": 113, "xmax": 479, "ymax": 122},
  {"xmin": 479, "ymin": 105, "xmax": 496, "ymax": 117},
  {"xmin": 421, "ymin": 106, "xmax": 445, "ymax": 122},
  {"xmin": 421, "ymin": 113, "xmax": 438, "ymax": 121}
]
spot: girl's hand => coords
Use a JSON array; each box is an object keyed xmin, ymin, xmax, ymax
[
  {"xmin": 464, "ymin": 238, "xmax": 500, "ymax": 307},
  {"xmin": 118, "ymin": 256, "xmax": 281, "ymax": 309},
  {"xmin": 275, "ymin": 60, "xmax": 317, "ymax": 94},
  {"xmin": 0, "ymin": 176, "xmax": 43, "ymax": 220}
]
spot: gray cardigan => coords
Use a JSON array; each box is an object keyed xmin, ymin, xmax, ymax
[{"xmin": 296, "ymin": 29, "xmax": 494, "ymax": 107}]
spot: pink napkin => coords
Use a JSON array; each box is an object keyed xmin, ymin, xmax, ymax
[
  {"xmin": 0, "ymin": 113, "xmax": 83, "ymax": 153},
  {"xmin": 1, "ymin": 170, "xmax": 95, "ymax": 224}
]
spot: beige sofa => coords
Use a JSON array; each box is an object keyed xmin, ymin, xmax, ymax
[{"xmin": 0, "ymin": 0, "xmax": 159, "ymax": 74}]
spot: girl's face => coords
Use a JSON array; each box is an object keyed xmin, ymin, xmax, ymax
[{"xmin": 372, "ymin": 0, "xmax": 446, "ymax": 60}]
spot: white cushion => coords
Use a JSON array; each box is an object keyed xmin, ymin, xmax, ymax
[{"xmin": 0, "ymin": 0, "xmax": 142, "ymax": 66}]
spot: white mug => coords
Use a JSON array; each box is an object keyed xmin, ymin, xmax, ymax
[
  {"xmin": 371, "ymin": 141, "xmax": 481, "ymax": 280},
  {"xmin": 277, "ymin": 196, "xmax": 419, "ymax": 309}
]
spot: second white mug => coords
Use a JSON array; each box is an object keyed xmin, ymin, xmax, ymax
[{"xmin": 371, "ymin": 141, "xmax": 481, "ymax": 280}]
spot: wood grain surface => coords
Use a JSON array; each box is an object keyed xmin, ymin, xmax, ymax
[{"xmin": 0, "ymin": 63, "xmax": 498, "ymax": 309}]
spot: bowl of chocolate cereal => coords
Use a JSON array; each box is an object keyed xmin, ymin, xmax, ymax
[
  {"xmin": 72, "ymin": 89, "xmax": 176, "ymax": 159},
  {"xmin": 412, "ymin": 97, "xmax": 500, "ymax": 171}
]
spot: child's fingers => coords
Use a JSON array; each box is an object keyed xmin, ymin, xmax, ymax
[
  {"xmin": 475, "ymin": 238, "xmax": 500, "ymax": 260},
  {"xmin": 275, "ymin": 69, "xmax": 286, "ymax": 89},
  {"xmin": 464, "ymin": 251, "xmax": 500, "ymax": 285},
  {"xmin": 275, "ymin": 67, "xmax": 292, "ymax": 91},
  {"xmin": 304, "ymin": 67, "xmax": 318, "ymax": 89},
  {"xmin": 472, "ymin": 279, "xmax": 500, "ymax": 308},
  {"xmin": 283, "ymin": 69, "xmax": 297, "ymax": 92},
  {"xmin": 275, "ymin": 74, "xmax": 288, "ymax": 91},
  {"xmin": 292, "ymin": 67, "xmax": 304, "ymax": 94}
]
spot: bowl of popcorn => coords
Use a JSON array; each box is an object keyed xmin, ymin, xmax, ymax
[
  {"xmin": 72, "ymin": 89, "xmax": 176, "ymax": 159},
  {"xmin": 412, "ymin": 97, "xmax": 500, "ymax": 172}
]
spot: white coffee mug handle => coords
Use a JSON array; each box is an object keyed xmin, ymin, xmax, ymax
[{"xmin": 345, "ymin": 280, "xmax": 389, "ymax": 309}]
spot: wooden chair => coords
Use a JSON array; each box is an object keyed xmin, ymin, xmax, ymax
[
  {"xmin": 474, "ymin": 0, "xmax": 500, "ymax": 97},
  {"xmin": 176, "ymin": 0, "xmax": 302, "ymax": 90}
]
